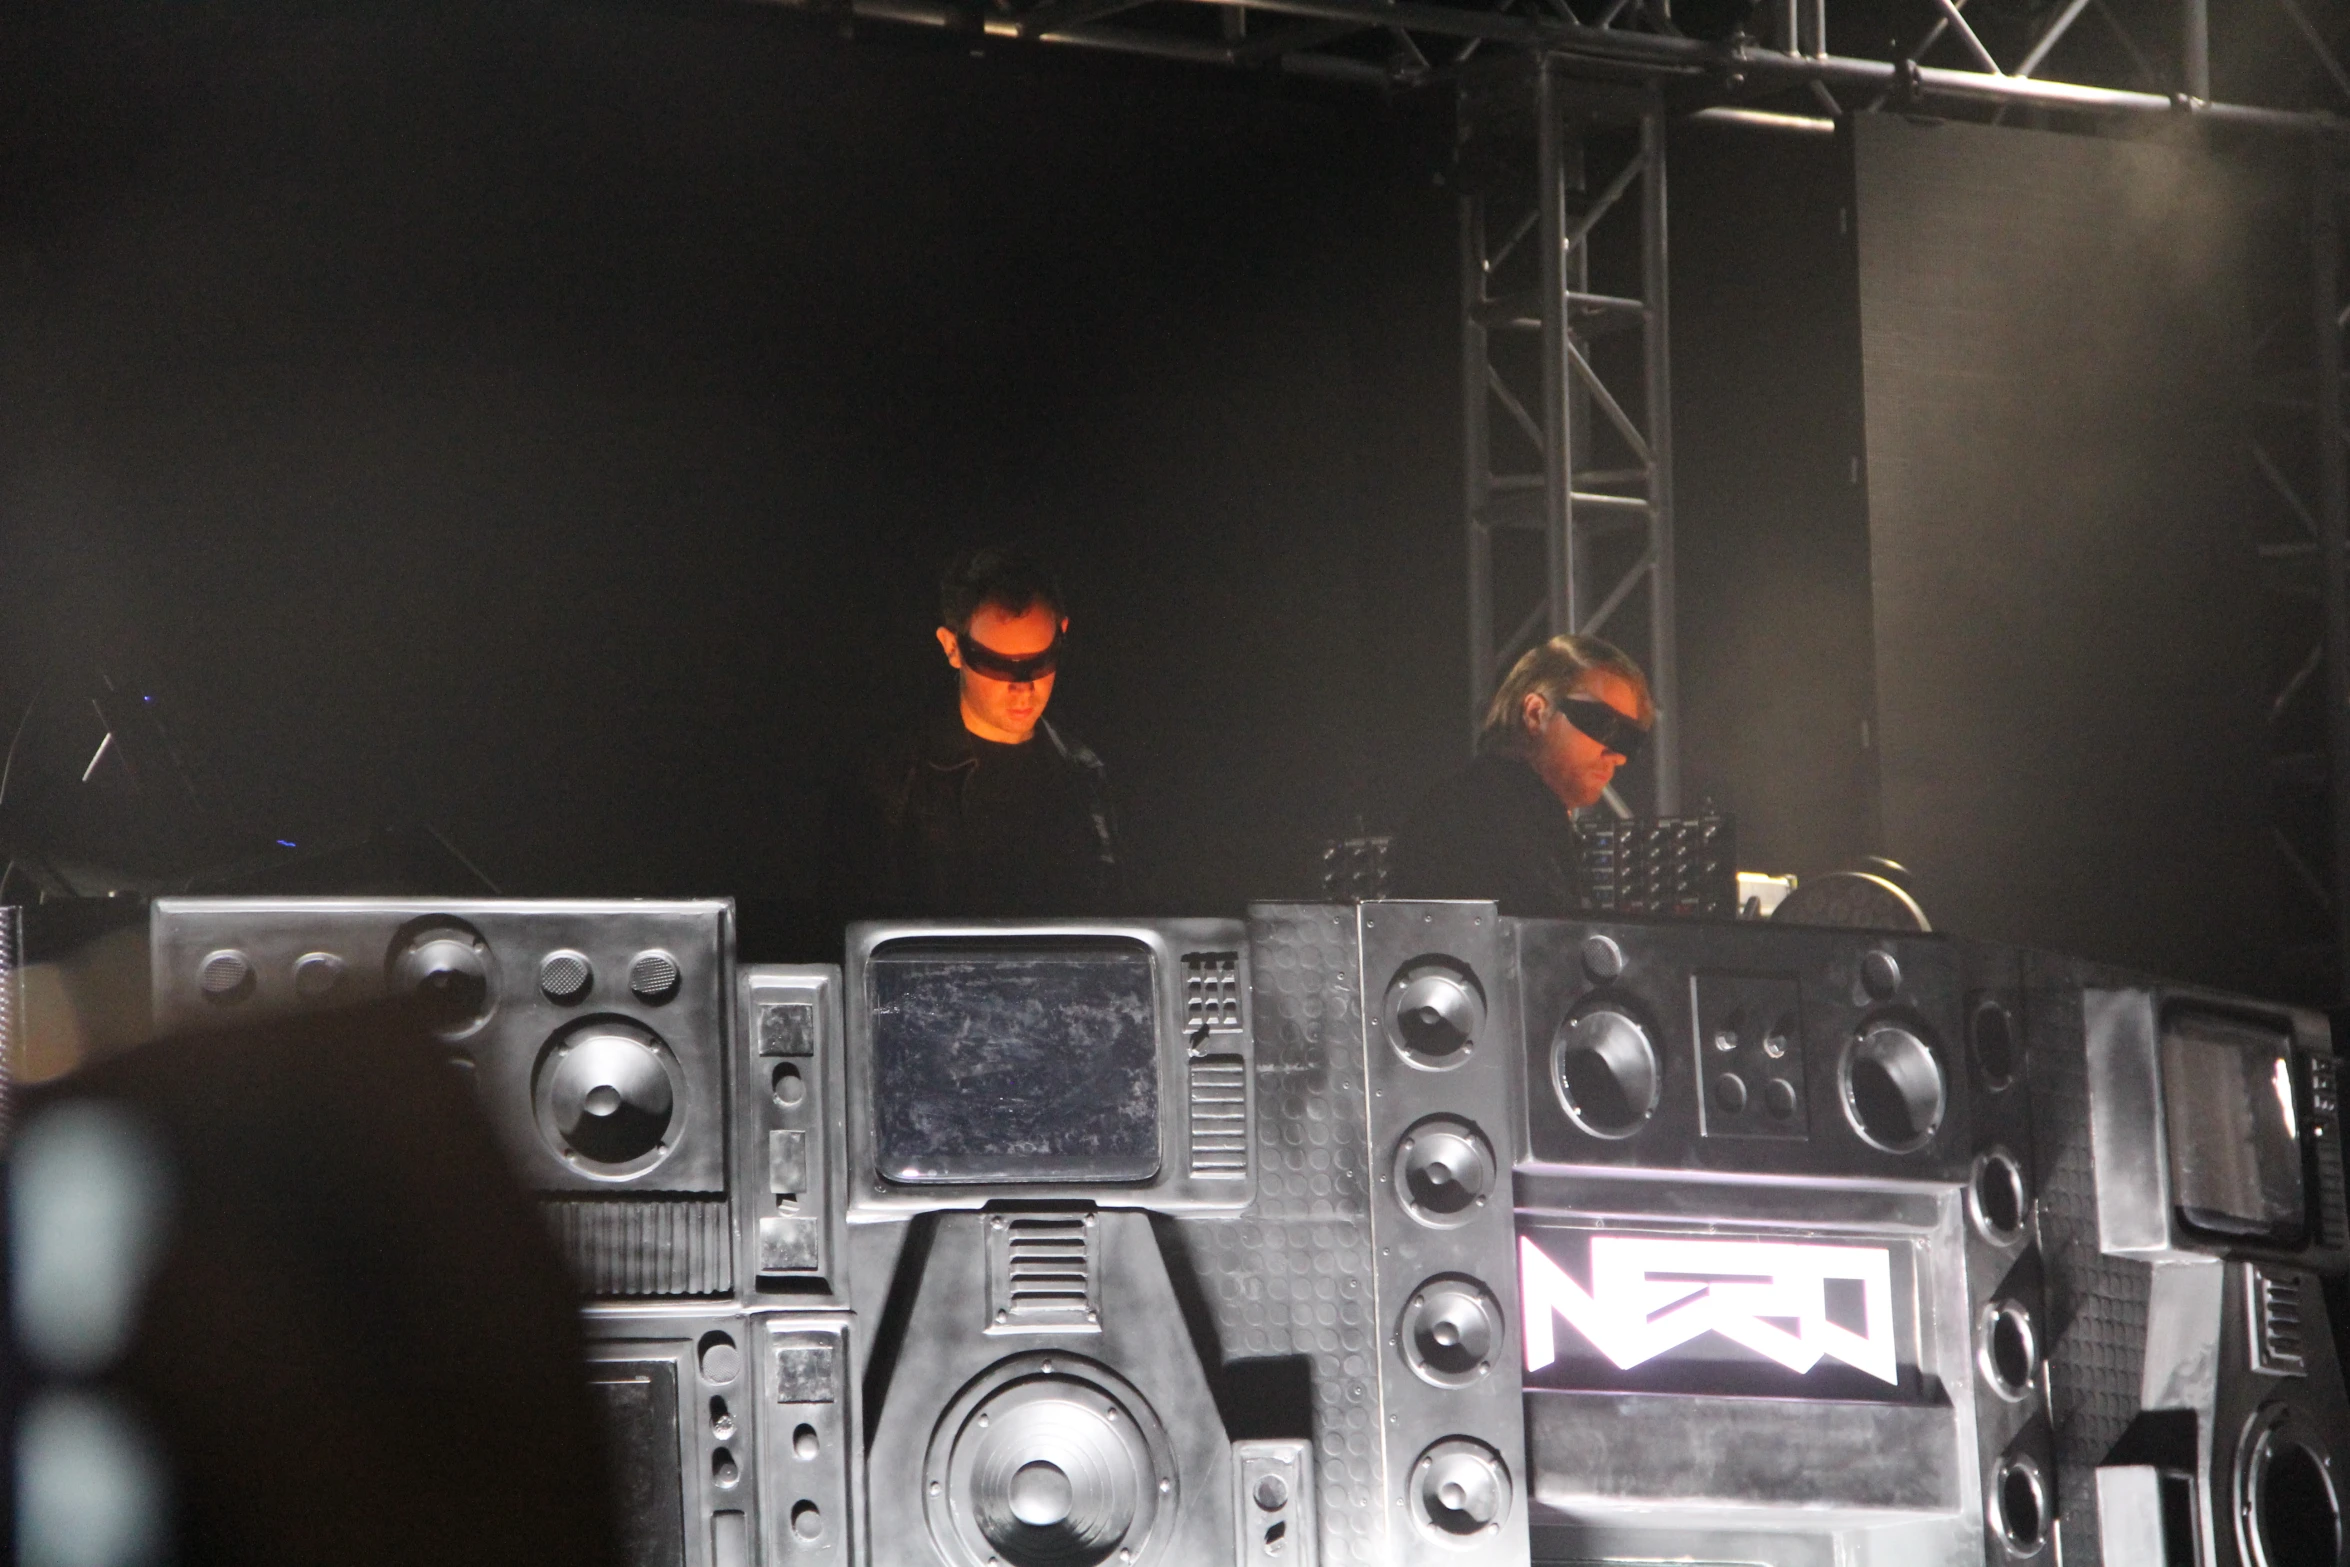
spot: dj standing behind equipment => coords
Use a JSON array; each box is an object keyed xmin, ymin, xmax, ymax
[
  {"xmin": 822, "ymin": 545, "xmax": 1119, "ymax": 921},
  {"xmin": 1387, "ymin": 634, "xmax": 1653, "ymax": 916}
]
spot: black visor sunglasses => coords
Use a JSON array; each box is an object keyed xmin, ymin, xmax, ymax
[
  {"xmin": 1558, "ymin": 696, "xmax": 1649, "ymax": 762},
  {"xmin": 958, "ymin": 631, "xmax": 1062, "ymax": 683}
]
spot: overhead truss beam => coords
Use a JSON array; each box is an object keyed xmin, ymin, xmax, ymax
[{"xmin": 797, "ymin": 0, "xmax": 2350, "ymax": 137}]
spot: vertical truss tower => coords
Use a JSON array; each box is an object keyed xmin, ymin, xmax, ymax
[{"xmin": 1459, "ymin": 66, "xmax": 1676, "ymax": 815}]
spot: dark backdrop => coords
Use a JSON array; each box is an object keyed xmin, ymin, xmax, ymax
[{"xmin": 0, "ymin": 0, "xmax": 1463, "ymax": 942}]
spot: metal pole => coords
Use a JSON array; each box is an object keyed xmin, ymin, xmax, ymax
[
  {"xmin": 1536, "ymin": 59, "xmax": 1576, "ymax": 641},
  {"xmin": 2314, "ymin": 149, "xmax": 2350, "ymax": 998},
  {"xmin": 1640, "ymin": 104, "xmax": 1680, "ymax": 814},
  {"xmin": 1462, "ymin": 194, "xmax": 1495, "ymax": 750},
  {"xmin": 2181, "ymin": 0, "xmax": 2208, "ymax": 99}
]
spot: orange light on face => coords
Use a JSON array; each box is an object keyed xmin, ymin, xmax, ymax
[
  {"xmin": 1526, "ymin": 669, "xmax": 1644, "ymax": 811},
  {"xmin": 937, "ymin": 601, "xmax": 1065, "ymax": 745}
]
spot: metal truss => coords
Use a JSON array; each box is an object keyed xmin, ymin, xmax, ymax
[
  {"xmin": 804, "ymin": 0, "xmax": 2349, "ymax": 138},
  {"xmin": 2252, "ymin": 156, "xmax": 2348, "ymax": 999},
  {"xmin": 2284, "ymin": 153, "xmax": 2350, "ymax": 997},
  {"xmin": 1459, "ymin": 65, "xmax": 1676, "ymax": 815}
]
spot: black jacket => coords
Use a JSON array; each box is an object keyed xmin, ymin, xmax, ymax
[
  {"xmin": 1387, "ymin": 752, "xmax": 1586, "ymax": 916},
  {"xmin": 822, "ymin": 705, "xmax": 1119, "ymax": 922}
]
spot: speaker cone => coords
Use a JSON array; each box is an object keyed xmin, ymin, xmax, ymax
[
  {"xmin": 1552, "ymin": 1007, "xmax": 1661, "ymax": 1138},
  {"xmin": 2237, "ymin": 1404, "xmax": 2345, "ymax": 1567},
  {"xmin": 1392, "ymin": 1117, "xmax": 1496, "ymax": 1227},
  {"xmin": 534, "ymin": 1019, "xmax": 684, "ymax": 1174},
  {"xmin": 392, "ymin": 924, "xmax": 496, "ymax": 1036},
  {"xmin": 1385, "ymin": 961, "xmax": 1485, "ymax": 1068},
  {"xmin": 1841, "ymin": 1022, "xmax": 1945, "ymax": 1153},
  {"xmin": 1408, "ymin": 1438, "xmax": 1511, "ymax": 1542},
  {"xmin": 1399, "ymin": 1277, "xmax": 1503, "ymax": 1388},
  {"xmin": 926, "ymin": 1354, "xmax": 1175, "ymax": 1567}
]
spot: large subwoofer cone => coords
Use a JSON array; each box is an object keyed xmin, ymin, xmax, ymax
[{"xmin": 927, "ymin": 1355, "xmax": 1175, "ymax": 1567}]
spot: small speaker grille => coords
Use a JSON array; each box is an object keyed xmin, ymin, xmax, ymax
[
  {"xmin": 539, "ymin": 951, "xmax": 591, "ymax": 1003},
  {"xmin": 1189, "ymin": 1055, "xmax": 1248, "ymax": 1176},
  {"xmin": 629, "ymin": 950, "xmax": 681, "ymax": 1003},
  {"xmin": 1182, "ymin": 952, "xmax": 1242, "ymax": 1032},
  {"xmin": 543, "ymin": 1197, "xmax": 731, "ymax": 1297},
  {"xmin": 200, "ymin": 949, "xmax": 254, "ymax": 998}
]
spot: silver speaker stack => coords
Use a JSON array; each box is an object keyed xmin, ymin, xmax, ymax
[{"xmin": 141, "ymin": 896, "xmax": 2350, "ymax": 1567}]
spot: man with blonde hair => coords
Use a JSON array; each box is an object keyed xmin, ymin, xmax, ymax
[{"xmin": 1387, "ymin": 634, "xmax": 1653, "ymax": 915}]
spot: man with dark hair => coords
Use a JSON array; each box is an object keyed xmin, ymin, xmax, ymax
[
  {"xmin": 1386, "ymin": 633, "xmax": 1653, "ymax": 916},
  {"xmin": 822, "ymin": 545, "xmax": 1119, "ymax": 922}
]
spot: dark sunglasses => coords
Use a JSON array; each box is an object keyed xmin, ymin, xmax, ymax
[
  {"xmin": 1558, "ymin": 696, "xmax": 1649, "ymax": 762},
  {"xmin": 958, "ymin": 630, "xmax": 1061, "ymax": 683}
]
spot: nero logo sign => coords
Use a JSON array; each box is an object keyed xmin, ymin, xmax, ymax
[{"xmin": 1516, "ymin": 1226, "xmax": 1919, "ymax": 1402}]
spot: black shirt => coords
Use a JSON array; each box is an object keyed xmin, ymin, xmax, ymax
[
  {"xmin": 822, "ymin": 705, "xmax": 1119, "ymax": 922},
  {"xmin": 1386, "ymin": 752, "xmax": 1586, "ymax": 917}
]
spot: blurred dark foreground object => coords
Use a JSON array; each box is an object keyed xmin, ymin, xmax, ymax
[{"xmin": 13, "ymin": 1002, "xmax": 622, "ymax": 1567}]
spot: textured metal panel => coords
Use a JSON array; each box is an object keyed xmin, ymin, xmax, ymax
[
  {"xmin": 546, "ymin": 1198, "xmax": 733, "ymax": 1297},
  {"xmin": 736, "ymin": 967, "xmax": 845, "ymax": 1300},
  {"xmin": 757, "ymin": 1315, "xmax": 855, "ymax": 1564},
  {"xmin": 1185, "ymin": 903, "xmax": 1387, "ymax": 1567},
  {"xmin": 2028, "ymin": 953, "xmax": 2148, "ymax": 1567}
]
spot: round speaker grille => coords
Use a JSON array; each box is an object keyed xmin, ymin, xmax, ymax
[
  {"xmin": 1398, "ymin": 1277, "xmax": 1503, "ymax": 1388},
  {"xmin": 1384, "ymin": 961, "xmax": 1485, "ymax": 1069},
  {"xmin": 292, "ymin": 951, "xmax": 346, "ymax": 999},
  {"xmin": 1391, "ymin": 1117, "xmax": 1496, "ymax": 1228},
  {"xmin": 1991, "ymin": 1452, "xmax": 2049, "ymax": 1558},
  {"xmin": 532, "ymin": 1018, "xmax": 685, "ymax": 1177},
  {"xmin": 1552, "ymin": 1006, "xmax": 1661, "ymax": 1139},
  {"xmin": 1407, "ymin": 1437, "xmax": 1511, "ymax": 1545},
  {"xmin": 199, "ymin": 949, "xmax": 254, "ymax": 1001},
  {"xmin": 2236, "ymin": 1403, "xmax": 2346, "ymax": 1567},
  {"xmin": 925, "ymin": 1354, "xmax": 1174, "ymax": 1567},
  {"xmin": 392, "ymin": 925, "xmax": 496, "ymax": 1037},
  {"xmin": 540, "ymin": 950, "xmax": 592, "ymax": 1004},
  {"xmin": 1840, "ymin": 1021, "xmax": 1945, "ymax": 1153},
  {"xmin": 630, "ymin": 950, "xmax": 681, "ymax": 1004}
]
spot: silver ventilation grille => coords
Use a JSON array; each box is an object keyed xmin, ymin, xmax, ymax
[
  {"xmin": 986, "ymin": 1212, "xmax": 1098, "ymax": 1332},
  {"xmin": 2248, "ymin": 1264, "xmax": 2309, "ymax": 1377},
  {"xmin": 1188, "ymin": 1055, "xmax": 1248, "ymax": 1177},
  {"xmin": 543, "ymin": 1197, "xmax": 732, "ymax": 1297}
]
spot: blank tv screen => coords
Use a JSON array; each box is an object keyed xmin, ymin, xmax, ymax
[
  {"xmin": 2162, "ymin": 1008, "xmax": 2306, "ymax": 1245},
  {"xmin": 867, "ymin": 937, "xmax": 1161, "ymax": 1184}
]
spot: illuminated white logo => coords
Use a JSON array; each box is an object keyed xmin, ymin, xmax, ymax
[{"xmin": 1519, "ymin": 1234, "xmax": 1899, "ymax": 1385}]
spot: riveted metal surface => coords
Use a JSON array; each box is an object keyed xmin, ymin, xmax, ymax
[{"xmin": 1179, "ymin": 904, "xmax": 1386, "ymax": 1566}]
